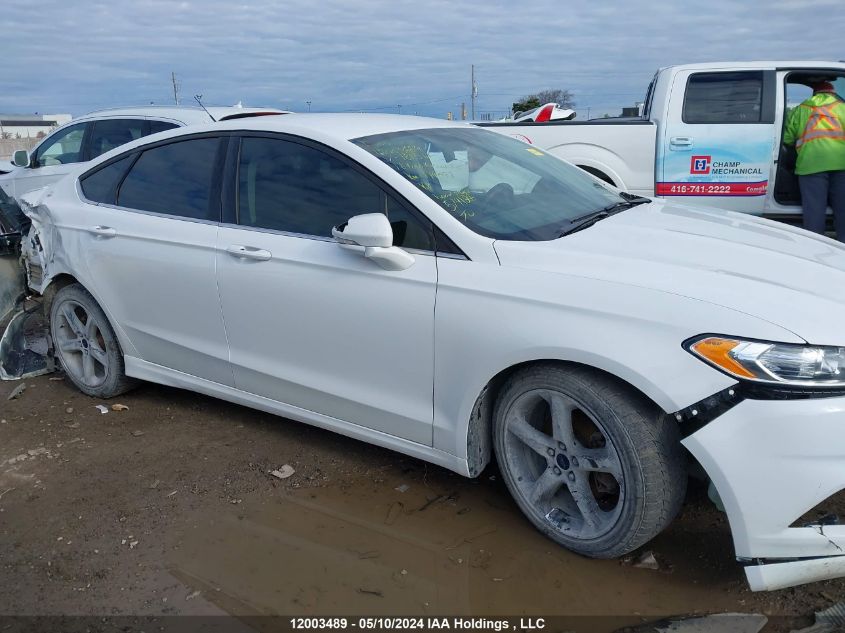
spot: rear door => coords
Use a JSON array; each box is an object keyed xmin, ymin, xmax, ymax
[
  {"xmin": 75, "ymin": 135, "xmax": 233, "ymax": 386},
  {"xmin": 658, "ymin": 68, "xmax": 776, "ymax": 213}
]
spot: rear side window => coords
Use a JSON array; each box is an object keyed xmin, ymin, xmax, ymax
[
  {"xmin": 117, "ymin": 137, "xmax": 219, "ymax": 221},
  {"xmin": 683, "ymin": 71, "xmax": 764, "ymax": 123},
  {"xmin": 80, "ymin": 155, "xmax": 135, "ymax": 204},
  {"xmin": 148, "ymin": 120, "xmax": 180, "ymax": 135},
  {"xmin": 87, "ymin": 119, "xmax": 146, "ymax": 160}
]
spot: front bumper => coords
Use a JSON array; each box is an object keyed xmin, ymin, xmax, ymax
[{"xmin": 683, "ymin": 394, "xmax": 845, "ymax": 591}]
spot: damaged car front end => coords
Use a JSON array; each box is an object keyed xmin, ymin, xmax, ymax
[
  {"xmin": 677, "ymin": 336, "xmax": 845, "ymax": 591},
  {"xmin": 0, "ymin": 187, "xmax": 25, "ymax": 320},
  {"xmin": 0, "ymin": 187, "xmax": 52, "ymax": 380}
]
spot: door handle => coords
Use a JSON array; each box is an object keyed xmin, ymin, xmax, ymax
[
  {"xmin": 89, "ymin": 225, "xmax": 116, "ymax": 238},
  {"xmin": 669, "ymin": 136, "xmax": 694, "ymax": 149},
  {"xmin": 225, "ymin": 244, "xmax": 272, "ymax": 261}
]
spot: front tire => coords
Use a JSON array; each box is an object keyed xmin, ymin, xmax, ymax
[
  {"xmin": 49, "ymin": 283, "xmax": 135, "ymax": 398},
  {"xmin": 493, "ymin": 364, "xmax": 685, "ymax": 558}
]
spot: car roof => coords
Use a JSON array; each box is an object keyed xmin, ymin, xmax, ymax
[
  {"xmin": 74, "ymin": 105, "xmax": 289, "ymax": 124},
  {"xmin": 75, "ymin": 114, "xmax": 482, "ymax": 172},
  {"xmin": 662, "ymin": 60, "xmax": 845, "ymax": 73},
  {"xmin": 191, "ymin": 113, "xmax": 474, "ymax": 141}
]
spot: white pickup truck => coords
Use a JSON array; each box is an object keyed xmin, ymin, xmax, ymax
[{"xmin": 481, "ymin": 61, "xmax": 845, "ymax": 222}]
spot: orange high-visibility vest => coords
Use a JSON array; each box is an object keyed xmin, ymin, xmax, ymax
[{"xmin": 796, "ymin": 103, "xmax": 845, "ymax": 149}]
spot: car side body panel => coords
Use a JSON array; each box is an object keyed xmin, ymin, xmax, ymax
[
  {"xmin": 215, "ymin": 224, "xmax": 438, "ymax": 445},
  {"xmin": 430, "ymin": 256, "xmax": 801, "ymax": 462},
  {"xmin": 123, "ymin": 355, "xmax": 468, "ymax": 475}
]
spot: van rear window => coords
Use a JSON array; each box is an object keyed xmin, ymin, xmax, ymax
[{"xmin": 683, "ymin": 71, "xmax": 764, "ymax": 124}]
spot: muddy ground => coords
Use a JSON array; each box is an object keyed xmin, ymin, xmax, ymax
[{"xmin": 1, "ymin": 374, "xmax": 844, "ymax": 632}]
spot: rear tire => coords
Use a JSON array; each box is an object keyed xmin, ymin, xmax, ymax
[
  {"xmin": 493, "ymin": 363, "xmax": 685, "ymax": 558},
  {"xmin": 49, "ymin": 283, "xmax": 135, "ymax": 398}
]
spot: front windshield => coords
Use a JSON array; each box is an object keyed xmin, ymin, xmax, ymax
[{"xmin": 352, "ymin": 127, "xmax": 625, "ymax": 240}]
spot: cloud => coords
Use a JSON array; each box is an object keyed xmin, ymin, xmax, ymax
[{"xmin": 1, "ymin": 0, "xmax": 843, "ymax": 118}]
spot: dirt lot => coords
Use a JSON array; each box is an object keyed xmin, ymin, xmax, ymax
[{"xmin": 1, "ymin": 373, "xmax": 844, "ymax": 631}]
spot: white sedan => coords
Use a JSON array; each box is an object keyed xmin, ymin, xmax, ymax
[{"xmin": 16, "ymin": 114, "xmax": 845, "ymax": 592}]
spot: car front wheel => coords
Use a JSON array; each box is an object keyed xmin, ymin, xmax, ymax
[
  {"xmin": 50, "ymin": 283, "xmax": 135, "ymax": 398},
  {"xmin": 493, "ymin": 364, "xmax": 686, "ymax": 558}
]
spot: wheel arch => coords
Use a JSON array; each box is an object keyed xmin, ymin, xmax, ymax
[
  {"xmin": 41, "ymin": 272, "xmax": 81, "ymax": 311},
  {"xmin": 542, "ymin": 143, "xmax": 628, "ymax": 190},
  {"xmin": 41, "ymin": 273, "xmax": 139, "ymax": 358},
  {"xmin": 464, "ymin": 358, "xmax": 671, "ymax": 478},
  {"xmin": 576, "ymin": 164, "xmax": 616, "ymax": 186}
]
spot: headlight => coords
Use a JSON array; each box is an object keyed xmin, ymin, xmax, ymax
[{"xmin": 686, "ymin": 336, "xmax": 845, "ymax": 387}]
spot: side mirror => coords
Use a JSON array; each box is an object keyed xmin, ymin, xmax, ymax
[
  {"xmin": 332, "ymin": 213, "xmax": 414, "ymax": 271},
  {"xmin": 12, "ymin": 150, "xmax": 30, "ymax": 168}
]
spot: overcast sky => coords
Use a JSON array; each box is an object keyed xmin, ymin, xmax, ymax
[{"xmin": 3, "ymin": 0, "xmax": 843, "ymax": 119}]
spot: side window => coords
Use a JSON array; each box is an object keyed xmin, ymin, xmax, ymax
[
  {"xmin": 34, "ymin": 123, "xmax": 87, "ymax": 167},
  {"xmin": 80, "ymin": 154, "xmax": 135, "ymax": 204},
  {"xmin": 683, "ymin": 71, "xmax": 764, "ymax": 124},
  {"xmin": 117, "ymin": 137, "xmax": 219, "ymax": 221},
  {"xmin": 148, "ymin": 120, "xmax": 180, "ymax": 135},
  {"xmin": 237, "ymin": 137, "xmax": 434, "ymax": 250},
  {"xmin": 385, "ymin": 194, "xmax": 434, "ymax": 251},
  {"xmin": 87, "ymin": 119, "xmax": 146, "ymax": 160}
]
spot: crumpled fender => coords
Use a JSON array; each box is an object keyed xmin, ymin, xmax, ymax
[{"xmin": 18, "ymin": 187, "xmax": 56, "ymax": 295}]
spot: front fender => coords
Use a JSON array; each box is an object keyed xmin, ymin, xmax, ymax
[{"xmin": 431, "ymin": 258, "xmax": 802, "ymax": 465}]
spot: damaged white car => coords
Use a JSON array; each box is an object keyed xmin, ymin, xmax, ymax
[{"xmin": 5, "ymin": 114, "xmax": 845, "ymax": 592}]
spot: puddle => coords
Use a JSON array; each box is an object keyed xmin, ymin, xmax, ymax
[{"xmin": 168, "ymin": 475, "xmax": 744, "ymax": 620}]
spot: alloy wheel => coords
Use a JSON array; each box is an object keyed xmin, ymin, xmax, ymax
[
  {"xmin": 502, "ymin": 388, "xmax": 625, "ymax": 540},
  {"xmin": 52, "ymin": 299, "xmax": 110, "ymax": 388}
]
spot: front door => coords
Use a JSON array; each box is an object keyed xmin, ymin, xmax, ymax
[
  {"xmin": 658, "ymin": 69, "xmax": 776, "ymax": 214},
  {"xmin": 12, "ymin": 122, "xmax": 88, "ymax": 199},
  {"xmin": 216, "ymin": 135, "xmax": 438, "ymax": 444}
]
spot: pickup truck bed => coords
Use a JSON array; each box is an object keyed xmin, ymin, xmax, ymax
[{"xmin": 478, "ymin": 118, "xmax": 657, "ymax": 196}]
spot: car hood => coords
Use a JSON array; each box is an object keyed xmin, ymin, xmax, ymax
[{"xmin": 493, "ymin": 200, "xmax": 845, "ymax": 345}]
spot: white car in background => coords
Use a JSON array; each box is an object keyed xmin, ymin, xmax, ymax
[
  {"xmin": 15, "ymin": 114, "xmax": 845, "ymax": 593},
  {"xmin": 0, "ymin": 105, "xmax": 288, "ymax": 202}
]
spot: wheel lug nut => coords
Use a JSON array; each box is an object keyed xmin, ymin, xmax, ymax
[
  {"xmin": 558, "ymin": 442, "xmax": 566, "ymax": 451},
  {"xmin": 567, "ymin": 471, "xmax": 575, "ymax": 482},
  {"xmin": 553, "ymin": 467, "xmax": 561, "ymax": 475},
  {"xmin": 571, "ymin": 457, "xmax": 579, "ymax": 467},
  {"xmin": 547, "ymin": 448, "xmax": 554, "ymax": 457}
]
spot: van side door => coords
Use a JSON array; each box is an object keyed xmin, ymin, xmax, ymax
[{"xmin": 657, "ymin": 68, "xmax": 777, "ymax": 214}]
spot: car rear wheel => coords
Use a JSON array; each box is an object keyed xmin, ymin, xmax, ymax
[
  {"xmin": 493, "ymin": 363, "xmax": 685, "ymax": 558},
  {"xmin": 50, "ymin": 283, "xmax": 135, "ymax": 398}
]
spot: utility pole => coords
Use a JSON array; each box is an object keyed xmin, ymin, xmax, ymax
[
  {"xmin": 471, "ymin": 64, "xmax": 477, "ymax": 121},
  {"xmin": 397, "ymin": 104, "xmax": 402, "ymax": 114},
  {"xmin": 171, "ymin": 72, "xmax": 180, "ymax": 105},
  {"xmin": 306, "ymin": 100, "xmax": 312, "ymax": 112}
]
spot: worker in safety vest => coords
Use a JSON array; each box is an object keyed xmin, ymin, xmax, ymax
[{"xmin": 783, "ymin": 81, "xmax": 845, "ymax": 241}]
